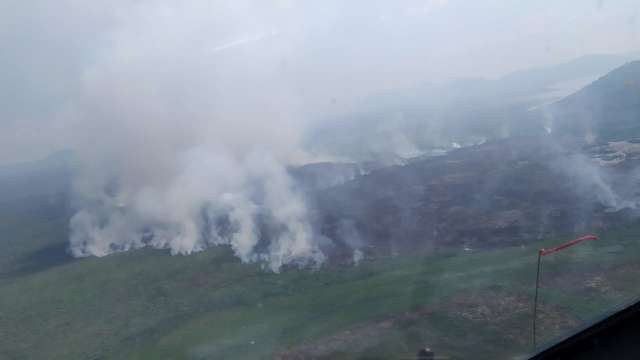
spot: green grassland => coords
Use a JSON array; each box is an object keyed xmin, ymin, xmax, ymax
[{"xmin": 2, "ymin": 202, "xmax": 640, "ymax": 359}]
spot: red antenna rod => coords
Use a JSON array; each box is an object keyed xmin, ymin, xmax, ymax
[{"xmin": 533, "ymin": 234, "xmax": 598, "ymax": 350}]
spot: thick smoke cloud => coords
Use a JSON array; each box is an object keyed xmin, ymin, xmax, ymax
[
  {"xmin": 65, "ymin": 1, "xmax": 325, "ymax": 271},
  {"xmin": 70, "ymin": 148, "xmax": 325, "ymax": 271}
]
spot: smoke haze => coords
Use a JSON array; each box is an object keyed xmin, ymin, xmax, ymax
[
  {"xmin": 64, "ymin": 1, "xmax": 326, "ymax": 271},
  {"xmin": 1, "ymin": 0, "xmax": 639, "ymax": 270}
]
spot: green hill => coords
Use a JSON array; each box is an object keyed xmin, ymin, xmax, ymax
[{"xmin": 2, "ymin": 192, "xmax": 640, "ymax": 359}]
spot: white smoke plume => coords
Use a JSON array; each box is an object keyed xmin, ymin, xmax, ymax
[{"xmin": 65, "ymin": 1, "xmax": 325, "ymax": 271}]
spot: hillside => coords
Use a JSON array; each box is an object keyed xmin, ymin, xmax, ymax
[
  {"xmin": 2, "ymin": 189, "xmax": 640, "ymax": 359},
  {"xmin": 548, "ymin": 61, "xmax": 640, "ymax": 141},
  {"xmin": 499, "ymin": 54, "xmax": 638, "ymax": 97},
  {"xmin": 307, "ymin": 53, "xmax": 638, "ymax": 162},
  {"xmin": 306, "ymin": 136, "xmax": 640, "ymax": 260}
]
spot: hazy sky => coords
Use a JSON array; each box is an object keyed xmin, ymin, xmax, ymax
[{"xmin": 1, "ymin": 0, "xmax": 639, "ymax": 164}]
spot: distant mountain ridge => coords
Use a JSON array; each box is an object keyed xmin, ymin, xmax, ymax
[
  {"xmin": 499, "ymin": 53, "xmax": 639, "ymax": 95},
  {"xmin": 547, "ymin": 60, "xmax": 640, "ymax": 141},
  {"xmin": 301, "ymin": 57, "xmax": 640, "ymax": 258},
  {"xmin": 307, "ymin": 52, "xmax": 639, "ymax": 162}
]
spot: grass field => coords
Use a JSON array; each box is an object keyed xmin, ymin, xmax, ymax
[{"xmin": 2, "ymin": 200, "xmax": 640, "ymax": 359}]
